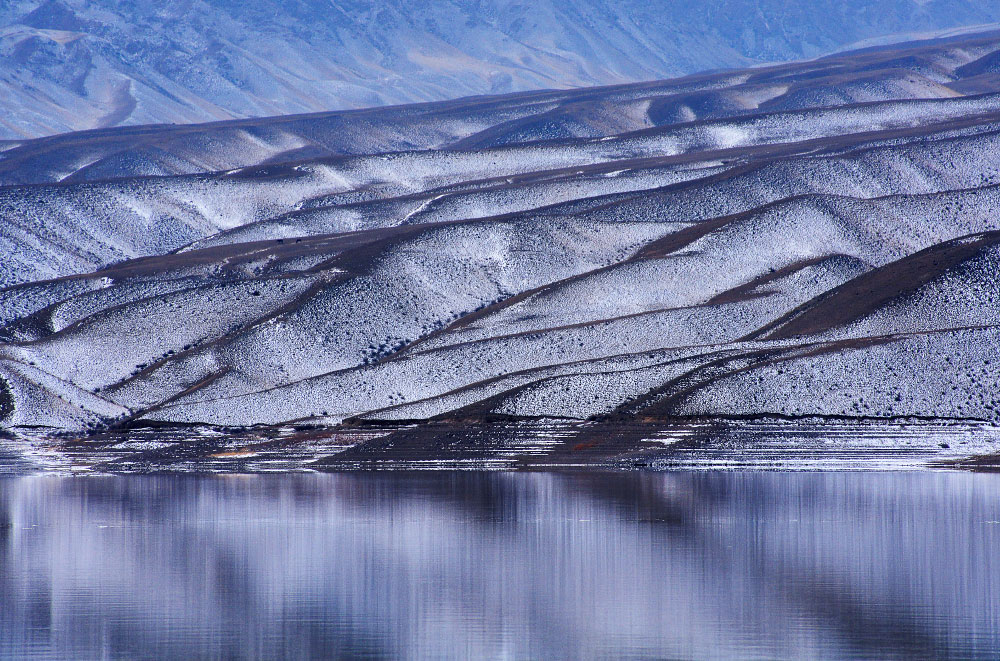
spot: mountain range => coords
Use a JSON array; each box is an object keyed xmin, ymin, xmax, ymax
[
  {"xmin": 2, "ymin": 28, "xmax": 1000, "ymax": 433},
  {"xmin": 3, "ymin": 0, "xmax": 1000, "ymax": 138}
]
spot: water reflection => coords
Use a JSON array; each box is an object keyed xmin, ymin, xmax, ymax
[{"xmin": 1, "ymin": 472, "xmax": 998, "ymax": 659}]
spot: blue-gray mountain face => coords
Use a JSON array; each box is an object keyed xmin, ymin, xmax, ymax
[
  {"xmin": 3, "ymin": 29, "xmax": 1000, "ymax": 433},
  {"xmin": 2, "ymin": 0, "xmax": 1000, "ymax": 138}
]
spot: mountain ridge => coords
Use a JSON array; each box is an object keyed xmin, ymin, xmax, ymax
[{"xmin": 4, "ymin": 0, "xmax": 1000, "ymax": 138}]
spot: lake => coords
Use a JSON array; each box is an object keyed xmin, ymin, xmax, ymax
[{"xmin": 1, "ymin": 471, "xmax": 998, "ymax": 659}]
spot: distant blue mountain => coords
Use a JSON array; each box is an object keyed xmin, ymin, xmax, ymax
[{"xmin": 1, "ymin": 0, "xmax": 999, "ymax": 138}]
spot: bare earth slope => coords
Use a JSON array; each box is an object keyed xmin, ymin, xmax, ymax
[{"xmin": 3, "ymin": 31, "xmax": 1000, "ymax": 433}]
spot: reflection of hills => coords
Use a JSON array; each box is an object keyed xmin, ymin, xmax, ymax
[
  {"xmin": 4, "ymin": 31, "xmax": 1000, "ymax": 430},
  {"xmin": 1, "ymin": 473, "xmax": 996, "ymax": 658}
]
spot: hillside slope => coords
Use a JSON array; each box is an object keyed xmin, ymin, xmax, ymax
[
  {"xmin": 3, "ymin": 0, "xmax": 1000, "ymax": 138},
  {"xmin": 3, "ymin": 30, "xmax": 1000, "ymax": 431}
]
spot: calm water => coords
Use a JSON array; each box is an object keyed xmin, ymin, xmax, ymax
[{"xmin": 1, "ymin": 472, "xmax": 998, "ymax": 660}]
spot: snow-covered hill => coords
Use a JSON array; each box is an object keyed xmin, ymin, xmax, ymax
[
  {"xmin": 3, "ymin": 29, "xmax": 1000, "ymax": 432},
  {"xmin": 3, "ymin": 0, "xmax": 1000, "ymax": 138}
]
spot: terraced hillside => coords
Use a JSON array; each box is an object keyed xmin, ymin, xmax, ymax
[{"xmin": 3, "ymin": 30, "xmax": 1000, "ymax": 432}]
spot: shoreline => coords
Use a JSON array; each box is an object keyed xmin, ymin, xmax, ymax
[{"xmin": 4, "ymin": 418, "xmax": 1000, "ymax": 475}]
